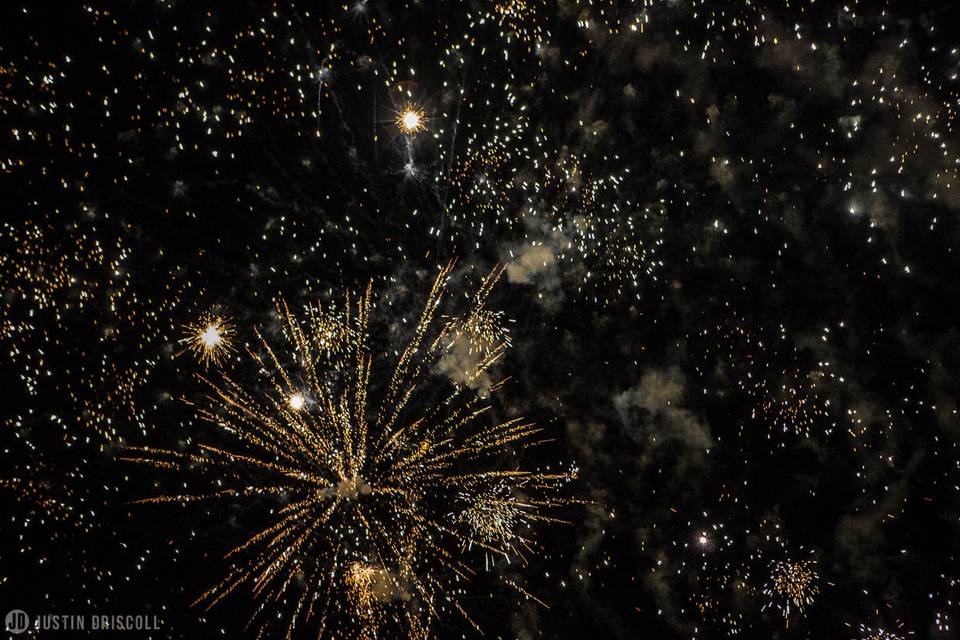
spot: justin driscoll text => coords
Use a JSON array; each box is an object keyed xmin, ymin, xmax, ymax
[{"xmin": 29, "ymin": 613, "xmax": 163, "ymax": 632}]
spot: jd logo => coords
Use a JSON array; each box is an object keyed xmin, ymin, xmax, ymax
[{"xmin": 5, "ymin": 610, "xmax": 29, "ymax": 634}]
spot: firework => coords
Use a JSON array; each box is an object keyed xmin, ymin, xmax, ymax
[
  {"xmin": 123, "ymin": 263, "xmax": 573, "ymax": 638},
  {"xmin": 694, "ymin": 320, "xmax": 839, "ymax": 442},
  {"xmin": 689, "ymin": 568, "xmax": 751, "ymax": 638},
  {"xmin": 490, "ymin": 0, "xmax": 545, "ymax": 51},
  {"xmin": 288, "ymin": 392, "xmax": 306, "ymax": 411},
  {"xmin": 396, "ymin": 105, "xmax": 426, "ymax": 135},
  {"xmin": 454, "ymin": 476, "xmax": 567, "ymax": 571},
  {"xmin": 850, "ymin": 624, "xmax": 911, "ymax": 640},
  {"xmin": 444, "ymin": 265, "xmax": 512, "ymax": 354},
  {"xmin": 763, "ymin": 559, "xmax": 820, "ymax": 626},
  {"xmin": 444, "ymin": 118, "xmax": 667, "ymax": 301},
  {"xmin": 178, "ymin": 313, "xmax": 236, "ymax": 368}
]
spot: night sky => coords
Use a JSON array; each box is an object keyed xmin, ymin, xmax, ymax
[{"xmin": 2, "ymin": 1, "xmax": 960, "ymax": 639}]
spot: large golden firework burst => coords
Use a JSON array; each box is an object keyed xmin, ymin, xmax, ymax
[{"xmin": 123, "ymin": 263, "xmax": 574, "ymax": 638}]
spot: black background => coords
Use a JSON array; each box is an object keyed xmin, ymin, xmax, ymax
[{"xmin": 3, "ymin": 1, "xmax": 960, "ymax": 638}]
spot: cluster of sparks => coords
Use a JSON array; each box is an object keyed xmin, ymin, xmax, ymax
[
  {"xmin": 178, "ymin": 312, "xmax": 236, "ymax": 368},
  {"xmin": 443, "ymin": 265, "xmax": 513, "ymax": 354},
  {"xmin": 852, "ymin": 625, "xmax": 910, "ymax": 640},
  {"xmin": 3, "ymin": 0, "xmax": 960, "ymax": 637},
  {"xmin": 693, "ymin": 320, "xmax": 840, "ymax": 443},
  {"xmin": 763, "ymin": 559, "xmax": 821, "ymax": 626},
  {"xmin": 122, "ymin": 264, "xmax": 574, "ymax": 638},
  {"xmin": 396, "ymin": 105, "xmax": 427, "ymax": 136}
]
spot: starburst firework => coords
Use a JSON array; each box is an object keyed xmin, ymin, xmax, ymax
[
  {"xmin": 396, "ymin": 105, "xmax": 426, "ymax": 135},
  {"xmin": 123, "ymin": 263, "xmax": 574, "ymax": 638},
  {"xmin": 178, "ymin": 312, "xmax": 236, "ymax": 368}
]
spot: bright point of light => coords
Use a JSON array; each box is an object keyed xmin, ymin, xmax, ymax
[
  {"xmin": 397, "ymin": 106, "xmax": 425, "ymax": 134},
  {"xmin": 201, "ymin": 325, "xmax": 221, "ymax": 348},
  {"xmin": 403, "ymin": 111, "xmax": 421, "ymax": 130},
  {"xmin": 289, "ymin": 393, "xmax": 306, "ymax": 411}
]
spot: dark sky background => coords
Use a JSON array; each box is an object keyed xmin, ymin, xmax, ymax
[{"xmin": 2, "ymin": 1, "xmax": 960, "ymax": 638}]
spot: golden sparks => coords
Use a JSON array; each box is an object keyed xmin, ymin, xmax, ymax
[
  {"xmin": 178, "ymin": 313, "xmax": 236, "ymax": 368},
  {"xmin": 396, "ymin": 105, "xmax": 426, "ymax": 135},
  {"xmin": 763, "ymin": 559, "xmax": 820, "ymax": 626},
  {"xmin": 123, "ymin": 263, "xmax": 575, "ymax": 639}
]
